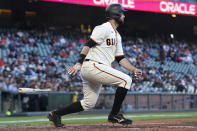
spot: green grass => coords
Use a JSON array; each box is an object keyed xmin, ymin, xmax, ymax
[
  {"xmin": 0, "ymin": 111, "xmax": 197, "ymax": 126},
  {"xmin": 183, "ymin": 121, "xmax": 197, "ymax": 124}
]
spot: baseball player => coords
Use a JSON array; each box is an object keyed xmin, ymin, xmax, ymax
[{"xmin": 48, "ymin": 3, "xmax": 142, "ymax": 127}]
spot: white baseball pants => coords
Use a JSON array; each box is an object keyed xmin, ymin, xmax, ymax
[{"xmin": 80, "ymin": 61, "xmax": 132, "ymax": 110}]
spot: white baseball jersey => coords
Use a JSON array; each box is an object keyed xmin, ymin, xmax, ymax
[{"xmin": 85, "ymin": 21, "xmax": 124, "ymax": 66}]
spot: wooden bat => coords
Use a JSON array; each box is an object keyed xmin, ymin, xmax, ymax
[{"xmin": 18, "ymin": 88, "xmax": 52, "ymax": 93}]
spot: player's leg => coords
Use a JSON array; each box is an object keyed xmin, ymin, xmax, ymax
[
  {"xmin": 85, "ymin": 63, "xmax": 132, "ymax": 89},
  {"xmin": 48, "ymin": 101, "xmax": 84, "ymax": 127},
  {"xmin": 80, "ymin": 81, "xmax": 102, "ymax": 110},
  {"xmin": 90, "ymin": 63, "xmax": 132, "ymax": 124},
  {"xmin": 48, "ymin": 79, "xmax": 101, "ymax": 127},
  {"xmin": 108, "ymin": 87, "xmax": 132, "ymax": 125},
  {"xmin": 48, "ymin": 61, "xmax": 103, "ymax": 127}
]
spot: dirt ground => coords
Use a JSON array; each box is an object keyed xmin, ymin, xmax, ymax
[{"xmin": 1, "ymin": 118, "xmax": 197, "ymax": 131}]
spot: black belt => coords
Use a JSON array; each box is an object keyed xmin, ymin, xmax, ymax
[{"xmin": 84, "ymin": 59, "xmax": 102, "ymax": 64}]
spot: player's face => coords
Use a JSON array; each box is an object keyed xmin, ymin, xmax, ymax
[{"xmin": 119, "ymin": 12, "xmax": 125, "ymax": 24}]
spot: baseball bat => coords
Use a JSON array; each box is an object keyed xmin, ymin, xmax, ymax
[{"xmin": 18, "ymin": 88, "xmax": 52, "ymax": 93}]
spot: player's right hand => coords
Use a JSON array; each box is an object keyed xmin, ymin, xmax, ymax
[
  {"xmin": 68, "ymin": 63, "xmax": 82, "ymax": 75},
  {"xmin": 134, "ymin": 68, "xmax": 142, "ymax": 79}
]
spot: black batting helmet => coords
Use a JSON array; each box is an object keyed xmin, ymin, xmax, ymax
[{"xmin": 105, "ymin": 4, "xmax": 127, "ymax": 21}]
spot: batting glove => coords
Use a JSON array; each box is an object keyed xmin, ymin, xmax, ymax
[
  {"xmin": 134, "ymin": 69, "xmax": 142, "ymax": 79},
  {"xmin": 68, "ymin": 63, "xmax": 82, "ymax": 75}
]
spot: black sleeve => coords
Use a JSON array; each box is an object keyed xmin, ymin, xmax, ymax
[
  {"xmin": 115, "ymin": 55, "xmax": 125, "ymax": 63},
  {"xmin": 85, "ymin": 38, "xmax": 97, "ymax": 48}
]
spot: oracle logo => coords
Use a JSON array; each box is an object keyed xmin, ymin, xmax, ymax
[
  {"xmin": 160, "ymin": 1, "xmax": 195, "ymax": 15},
  {"xmin": 93, "ymin": 0, "xmax": 135, "ymax": 8}
]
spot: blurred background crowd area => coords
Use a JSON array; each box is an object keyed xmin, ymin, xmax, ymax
[
  {"xmin": 0, "ymin": 0, "xmax": 197, "ymax": 94},
  {"xmin": 0, "ymin": 27, "xmax": 197, "ymax": 94}
]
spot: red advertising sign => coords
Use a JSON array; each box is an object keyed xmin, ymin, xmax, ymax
[{"xmin": 42, "ymin": 0, "xmax": 197, "ymax": 16}]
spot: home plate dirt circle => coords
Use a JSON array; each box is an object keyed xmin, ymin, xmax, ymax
[{"xmin": 0, "ymin": 118, "xmax": 197, "ymax": 131}]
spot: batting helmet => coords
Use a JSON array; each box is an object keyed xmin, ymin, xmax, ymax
[{"xmin": 105, "ymin": 4, "xmax": 127, "ymax": 21}]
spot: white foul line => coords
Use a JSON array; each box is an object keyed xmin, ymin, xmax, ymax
[{"xmin": 0, "ymin": 114, "xmax": 194, "ymax": 124}]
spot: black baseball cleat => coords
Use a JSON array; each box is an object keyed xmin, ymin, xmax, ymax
[
  {"xmin": 108, "ymin": 113, "xmax": 132, "ymax": 125},
  {"xmin": 47, "ymin": 111, "xmax": 64, "ymax": 127}
]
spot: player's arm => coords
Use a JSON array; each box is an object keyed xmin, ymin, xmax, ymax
[
  {"xmin": 68, "ymin": 24, "xmax": 105, "ymax": 75},
  {"xmin": 68, "ymin": 39, "xmax": 97, "ymax": 75},
  {"xmin": 116, "ymin": 56, "xmax": 142, "ymax": 79},
  {"xmin": 77, "ymin": 38, "xmax": 97, "ymax": 62}
]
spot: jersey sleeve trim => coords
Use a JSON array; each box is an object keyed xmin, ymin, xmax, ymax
[
  {"xmin": 85, "ymin": 38, "xmax": 97, "ymax": 48},
  {"xmin": 115, "ymin": 55, "xmax": 125, "ymax": 58},
  {"xmin": 90, "ymin": 37, "xmax": 100, "ymax": 45},
  {"xmin": 115, "ymin": 55, "xmax": 125, "ymax": 63}
]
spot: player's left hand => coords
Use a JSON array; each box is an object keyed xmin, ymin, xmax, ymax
[
  {"xmin": 68, "ymin": 63, "xmax": 82, "ymax": 75},
  {"xmin": 134, "ymin": 69, "xmax": 142, "ymax": 79}
]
